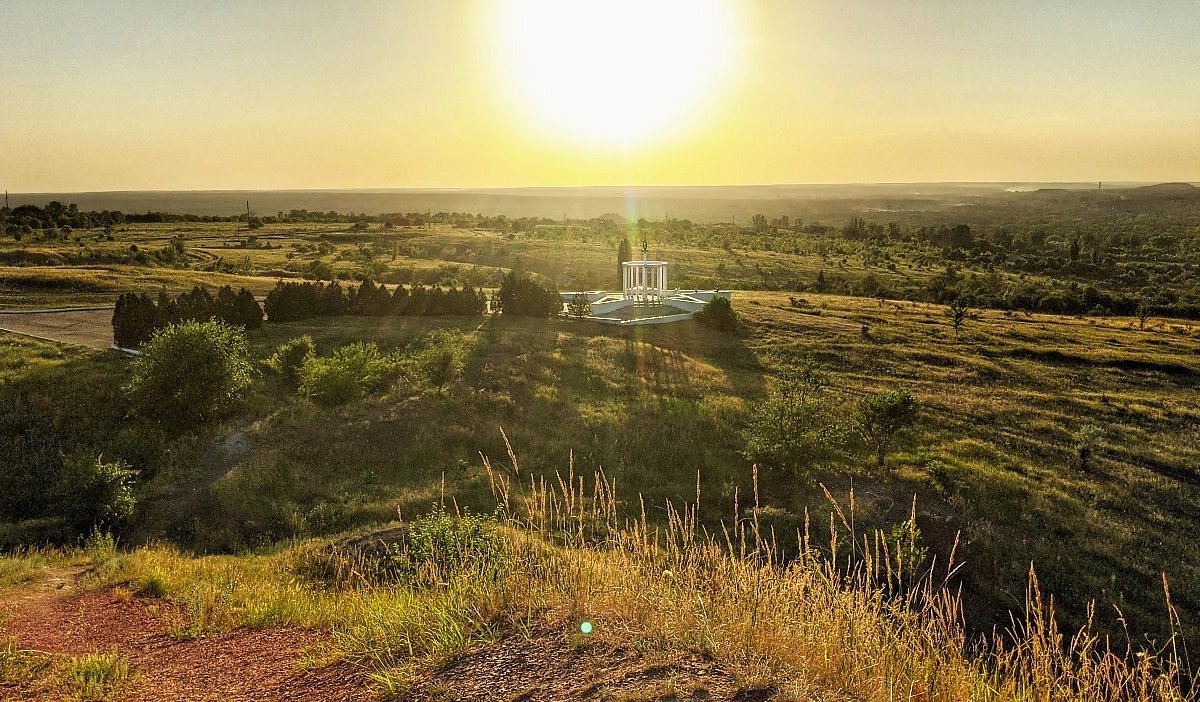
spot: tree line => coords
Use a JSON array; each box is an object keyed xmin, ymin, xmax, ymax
[
  {"xmin": 114, "ymin": 272, "xmax": 563, "ymax": 347},
  {"xmin": 263, "ymin": 280, "xmax": 489, "ymax": 322},
  {"xmin": 113, "ymin": 286, "xmax": 263, "ymax": 348},
  {"xmin": 0, "ymin": 201, "xmax": 564, "ymax": 236}
]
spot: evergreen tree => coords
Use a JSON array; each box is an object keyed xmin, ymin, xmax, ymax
[
  {"xmin": 235, "ymin": 288, "xmax": 264, "ymax": 328},
  {"xmin": 618, "ymin": 237, "xmax": 631, "ymax": 288},
  {"xmin": 391, "ymin": 283, "xmax": 410, "ymax": 315},
  {"xmin": 497, "ymin": 271, "xmax": 561, "ymax": 317}
]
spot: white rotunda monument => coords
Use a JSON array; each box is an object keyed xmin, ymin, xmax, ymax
[
  {"xmin": 559, "ymin": 237, "xmax": 731, "ymax": 325},
  {"xmin": 622, "ymin": 240, "xmax": 668, "ymax": 304}
]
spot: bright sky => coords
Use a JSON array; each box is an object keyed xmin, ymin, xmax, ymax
[{"xmin": 2, "ymin": 0, "xmax": 1198, "ymax": 191}]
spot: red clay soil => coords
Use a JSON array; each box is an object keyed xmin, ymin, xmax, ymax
[
  {"xmin": 2, "ymin": 570, "xmax": 779, "ymax": 702},
  {"xmin": 0, "ymin": 569, "xmax": 372, "ymax": 701}
]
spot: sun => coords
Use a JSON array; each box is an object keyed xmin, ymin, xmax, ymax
[{"xmin": 492, "ymin": 0, "xmax": 741, "ymax": 147}]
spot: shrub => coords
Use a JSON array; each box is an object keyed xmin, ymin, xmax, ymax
[
  {"xmin": 694, "ymin": 295, "xmax": 739, "ymax": 332},
  {"xmin": 1075, "ymin": 423, "xmax": 1105, "ymax": 471},
  {"xmin": 567, "ymin": 292, "xmax": 592, "ymax": 318},
  {"xmin": 405, "ymin": 505, "xmax": 505, "ymax": 577},
  {"xmin": 742, "ymin": 361, "xmax": 848, "ymax": 483},
  {"xmin": 420, "ymin": 329, "xmax": 468, "ymax": 390},
  {"xmin": 295, "ymin": 505, "xmax": 506, "ymax": 588},
  {"xmin": 855, "ymin": 390, "xmax": 919, "ymax": 470},
  {"xmin": 496, "ymin": 270, "xmax": 561, "ymax": 317},
  {"xmin": 298, "ymin": 342, "xmax": 401, "ymax": 406},
  {"xmin": 125, "ymin": 321, "xmax": 255, "ymax": 429},
  {"xmin": 266, "ymin": 335, "xmax": 315, "ymax": 387},
  {"xmin": 50, "ymin": 455, "xmax": 138, "ymax": 533}
]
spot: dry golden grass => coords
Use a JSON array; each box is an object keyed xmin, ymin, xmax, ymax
[{"xmin": 72, "ymin": 445, "xmax": 1192, "ymax": 702}]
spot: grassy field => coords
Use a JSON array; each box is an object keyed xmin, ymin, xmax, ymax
[
  {"xmin": 2, "ymin": 201, "xmax": 1199, "ymax": 694},
  {"xmin": 3, "ymin": 287, "xmax": 1194, "ymax": 644},
  {"xmin": 0, "ymin": 220, "xmax": 1015, "ymax": 308},
  {"xmin": 1, "ymin": 478, "xmax": 1189, "ymax": 701}
]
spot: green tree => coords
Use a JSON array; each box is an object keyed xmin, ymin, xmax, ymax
[
  {"xmin": 112, "ymin": 292, "xmax": 159, "ymax": 348},
  {"xmin": 496, "ymin": 271, "xmax": 561, "ymax": 317},
  {"xmin": 1136, "ymin": 300, "xmax": 1152, "ymax": 331},
  {"xmin": 742, "ymin": 361, "xmax": 846, "ymax": 483},
  {"xmin": 125, "ymin": 321, "xmax": 255, "ymax": 429},
  {"xmin": 694, "ymin": 296, "xmax": 739, "ymax": 332},
  {"xmin": 855, "ymin": 390, "xmax": 919, "ymax": 470},
  {"xmin": 946, "ymin": 296, "xmax": 978, "ymax": 339}
]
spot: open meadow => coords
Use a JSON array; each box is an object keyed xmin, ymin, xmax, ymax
[{"xmin": 2, "ymin": 192, "xmax": 1199, "ymax": 700}]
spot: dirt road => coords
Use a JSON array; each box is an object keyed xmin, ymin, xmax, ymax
[{"xmin": 0, "ymin": 307, "xmax": 114, "ymax": 349}]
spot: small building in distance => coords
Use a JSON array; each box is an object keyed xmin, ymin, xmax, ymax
[{"xmin": 560, "ymin": 241, "xmax": 731, "ymax": 325}]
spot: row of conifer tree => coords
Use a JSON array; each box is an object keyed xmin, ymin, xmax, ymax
[
  {"xmin": 113, "ymin": 286, "xmax": 263, "ymax": 348},
  {"xmin": 262, "ymin": 280, "xmax": 488, "ymax": 323},
  {"xmin": 113, "ymin": 276, "xmax": 557, "ymax": 347}
]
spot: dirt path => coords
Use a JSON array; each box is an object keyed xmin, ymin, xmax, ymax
[
  {"xmin": 2, "ymin": 570, "xmax": 779, "ymax": 701},
  {"xmin": 0, "ymin": 567, "xmax": 372, "ymax": 701},
  {"xmin": 0, "ymin": 307, "xmax": 114, "ymax": 349},
  {"xmin": 402, "ymin": 625, "xmax": 776, "ymax": 702}
]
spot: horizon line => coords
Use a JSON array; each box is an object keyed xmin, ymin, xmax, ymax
[{"xmin": 6, "ymin": 180, "xmax": 1193, "ymax": 196}]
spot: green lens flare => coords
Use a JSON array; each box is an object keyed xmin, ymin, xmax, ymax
[{"xmin": 580, "ymin": 620, "xmax": 593, "ymax": 634}]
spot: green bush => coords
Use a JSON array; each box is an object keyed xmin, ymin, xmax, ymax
[
  {"xmin": 855, "ymin": 390, "xmax": 919, "ymax": 470},
  {"xmin": 125, "ymin": 320, "xmax": 255, "ymax": 429},
  {"xmin": 51, "ymin": 455, "xmax": 138, "ymax": 533},
  {"xmin": 294, "ymin": 506, "xmax": 506, "ymax": 588},
  {"xmin": 567, "ymin": 292, "xmax": 592, "ymax": 318},
  {"xmin": 266, "ymin": 335, "xmax": 315, "ymax": 387},
  {"xmin": 496, "ymin": 270, "xmax": 561, "ymax": 317},
  {"xmin": 298, "ymin": 342, "xmax": 401, "ymax": 406},
  {"xmin": 419, "ymin": 329, "xmax": 468, "ymax": 390},
  {"xmin": 742, "ymin": 361, "xmax": 849, "ymax": 483},
  {"xmin": 404, "ymin": 505, "xmax": 504, "ymax": 576},
  {"xmin": 694, "ymin": 295, "xmax": 739, "ymax": 332}
]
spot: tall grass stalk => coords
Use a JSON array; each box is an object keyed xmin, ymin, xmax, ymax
[{"xmin": 95, "ymin": 448, "xmax": 1190, "ymax": 702}]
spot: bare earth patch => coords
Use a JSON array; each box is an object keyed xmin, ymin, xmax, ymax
[
  {"xmin": 0, "ymin": 569, "xmax": 372, "ymax": 701},
  {"xmin": 0, "ymin": 308, "xmax": 115, "ymax": 349},
  {"xmin": 2, "ymin": 572, "xmax": 777, "ymax": 702},
  {"xmin": 403, "ymin": 626, "xmax": 776, "ymax": 702}
]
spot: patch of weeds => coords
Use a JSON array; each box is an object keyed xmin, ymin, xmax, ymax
[
  {"xmin": 132, "ymin": 572, "xmax": 167, "ymax": 598},
  {"xmin": 83, "ymin": 530, "xmax": 118, "ymax": 564},
  {"xmin": 0, "ymin": 638, "xmax": 54, "ymax": 685},
  {"xmin": 369, "ymin": 664, "xmax": 420, "ymax": 701},
  {"xmin": 62, "ymin": 651, "xmax": 132, "ymax": 701},
  {"xmin": 295, "ymin": 506, "xmax": 508, "ymax": 589}
]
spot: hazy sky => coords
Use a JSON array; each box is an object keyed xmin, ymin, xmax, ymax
[{"xmin": 2, "ymin": 1, "xmax": 1198, "ymax": 191}]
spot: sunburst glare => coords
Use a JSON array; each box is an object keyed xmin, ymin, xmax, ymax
[{"xmin": 492, "ymin": 0, "xmax": 742, "ymax": 147}]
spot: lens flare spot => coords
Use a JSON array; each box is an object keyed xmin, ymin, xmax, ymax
[{"xmin": 580, "ymin": 620, "xmax": 594, "ymax": 635}]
